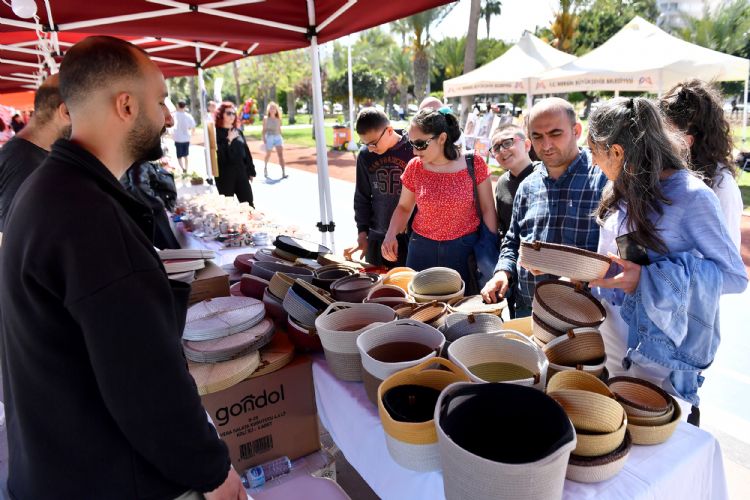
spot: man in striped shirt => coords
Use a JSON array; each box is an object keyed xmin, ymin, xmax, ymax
[{"xmin": 481, "ymin": 98, "xmax": 608, "ymax": 317}]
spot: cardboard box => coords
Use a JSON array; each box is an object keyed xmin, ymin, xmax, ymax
[
  {"xmin": 189, "ymin": 260, "xmax": 230, "ymax": 305},
  {"xmin": 201, "ymin": 355, "xmax": 320, "ymax": 471}
]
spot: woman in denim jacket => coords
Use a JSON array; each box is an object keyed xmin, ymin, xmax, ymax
[{"xmin": 586, "ymin": 97, "xmax": 747, "ymax": 423}]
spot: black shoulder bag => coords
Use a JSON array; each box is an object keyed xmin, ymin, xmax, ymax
[{"xmin": 465, "ymin": 154, "xmax": 500, "ymax": 288}]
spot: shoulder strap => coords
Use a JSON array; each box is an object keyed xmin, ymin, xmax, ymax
[{"xmin": 465, "ymin": 154, "xmax": 482, "ymax": 220}]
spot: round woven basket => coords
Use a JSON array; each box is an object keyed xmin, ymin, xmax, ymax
[
  {"xmin": 533, "ymin": 280, "xmax": 606, "ymax": 331},
  {"xmin": 531, "ymin": 313, "xmax": 565, "ymax": 345},
  {"xmin": 286, "ymin": 315, "xmax": 323, "ymax": 352},
  {"xmin": 240, "ymin": 274, "xmax": 269, "ymax": 300},
  {"xmin": 626, "ymin": 395, "xmax": 681, "ymax": 445},
  {"xmin": 378, "ymin": 358, "xmax": 470, "ymax": 471},
  {"xmin": 364, "ymin": 284, "xmax": 412, "ymax": 308},
  {"xmin": 330, "ymin": 273, "xmax": 382, "ymax": 303},
  {"xmin": 187, "ymin": 350, "xmax": 260, "ymax": 396},
  {"xmin": 547, "ymin": 359, "xmax": 607, "ymax": 381},
  {"xmin": 314, "ymin": 302, "xmax": 396, "ymax": 381},
  {"xmin": 547, "ymin": 389, "xmax": 624, "ymax": 433},
  {"xmin": 546, "ymin": 370, "xmax": 614, "ymax": 398},
  {"xmin": 573, "ymin": 414, "xmax": 628, "ymax": 457},
  {"xmin": 627, "ymin": 406, "xmax": 675, "ymax": 426},
  {"xmin": 443, "ymin": 313, "xmax": 506, "ymax": 342},
  {"xmin": 607, "ymin": 376, "xmax": 673, "ymax": 418},
  {"xmin": 436, "ymin": 382, "xmax": 576, "ymax": 500},
  {"xmin": 566, "ymin": 431, "xmax": 632, "ymax": 483},
  {"xmin": 251, "ymin": 261, "xmax": 314, "ymax": 282},
  {"xmin": 447, "ymin": 331, "xmax": 548, "ymax": 390},
  {"xmin": 357, "ymin": 319, "xmax": 445, "ymax": 405},
  {"xmin": 183, "ymin": 318, "xmax": 275, "ymax": 363},
  {"xmin": 409, "ymin": 280, "xmax": 466, "ymax": 304},
  {"xmin": 233, "ymin": 253, "xmax": 254, "ymax": 273},
  {"xmin": 268, "ymin": 272, "xmax": 296, "ymax": 301},
  {"xmin": 383, "ymin": 269, "xmax": 416, "ymax": 292},
  {"xmin": 543, "ymin": 328, "xmax": 606, "ymax": 367},
  {"xmin": 520, "ymin": 241, "xmax": 612, "ymax": 282},
  {"xmin": 282, "ymin": 280, "xmax": 333, "ymax": 328},
  {"xmin": 448, "ymin": 295, "xmax": 506, "ymax": 316},
  {"xmin": 410, "ymin": 267, "xmax": 463, "ymax": 296},
  {"xmin": 312, "ymin": 265, "xmax": 357, "ymax": 291},
  {"xmin": 183, "ymin": 297, "xmax": 266, "ymax": 341}
]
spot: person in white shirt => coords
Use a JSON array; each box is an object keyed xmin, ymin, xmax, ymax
[
  {"xmin": 172, "ymin": 100, "xmax": 196, "ymax": 174},
  {"xmin": 660, "ymin": 80, "xmax": 744, "ymax": 250}
]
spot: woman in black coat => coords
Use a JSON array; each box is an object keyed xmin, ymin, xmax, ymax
[{"xmin": 214, "ymin": 102, "xmax": 256, "ymax": 206}]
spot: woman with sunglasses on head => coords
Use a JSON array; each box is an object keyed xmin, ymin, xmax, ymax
[
  {"xmin": 381, "ymin": 108, "xmax": 498, "ymax": 290},
  {"xmin": 586, "ymin": 97, "xmax": 746, "ymax": 421},
  {"xmin": 262, "ymin": 101, "xmax": 287, "ymax": 179},
  {"xmin": 659, "ymin": 79, "xmax": 743, "ymax": 250},
  {"xmin": 214, "ymin": 101, "xmax": 256, "ymax": 207}
]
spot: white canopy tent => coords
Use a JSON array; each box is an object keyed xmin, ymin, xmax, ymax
[
  {"xmin": 443, "ymin": 31, "xmax": 576, "ymax": 108},
  {"xmin": 536, "ymin": 16, "xmax": 749, "ymax": 139}
]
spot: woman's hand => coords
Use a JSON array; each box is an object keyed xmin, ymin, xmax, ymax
[
  {"xmin": 589, "ymin": 253, "xmax": 642, "ymax": 295},
  {"xmin": 381, "ymin": 232, "xmax": 399, "ymax": 262}
]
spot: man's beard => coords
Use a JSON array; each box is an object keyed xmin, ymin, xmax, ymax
[
  {"xmin": 60, "ymin": 124, "xmax": 72, "ymax": 141},
  {"xmin": 126, "ymin": 112, "xmax": 165, "ymax": 163}
]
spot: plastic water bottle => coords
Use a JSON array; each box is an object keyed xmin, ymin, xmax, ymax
[{"xmin": 241, "ymin": 456, "xmax": 292, "ymax": 489}]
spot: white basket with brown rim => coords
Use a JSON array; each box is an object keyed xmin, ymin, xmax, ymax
[
  {"xmin": 543, "ymin": 328, "xmax": 607, "ymax": 378},
  {"xmin": 532, "ymin": 313, "xmax": 566, "ymax": 345},
  {"xmin": 533, "ymin": 280, "xmax": 606, "ymax": 331},
  {"xmin": 566, "ymin": 431, "xmax": 632, "ymax": 483},
  {"xmin": 520, "ymin": 240, "xmax": 611, "ymax": 281},
  {"xmin": 448, "ymin": 294, "xmax": 506, "ymax": 316}
]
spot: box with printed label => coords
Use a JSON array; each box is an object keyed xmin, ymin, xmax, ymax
[
  {"xmin": 200, "ymin": 355, "xmax": 320, "ymax": 471},
  {"xmin": 189, "ymin": 260, "xmax": 230, "ymax": 305}
]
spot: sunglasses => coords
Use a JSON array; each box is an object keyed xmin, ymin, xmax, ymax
[
  {"xmin": 491, "ymin": 137, "xmax": 519, "ymax": 154},
  {"xmin": 409, "ymin": 135, "xmax": 437, "ymax": 151},
  {"xmin": 225, "ymin": 110, "xmax": 237, "ymax": 116},
  {"xmin": 357, "ymin": 127, "xmax": 387, "ymax": 149}
]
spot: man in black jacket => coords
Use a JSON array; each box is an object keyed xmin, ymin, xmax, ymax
[{"xmin": 0, "ymin": 36, "xmax": 243, "ymax": 499}]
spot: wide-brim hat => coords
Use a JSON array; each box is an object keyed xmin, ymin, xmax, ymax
[{"xmin": 251, "ymin": 260, "xmax": 314, "ymax": 282}]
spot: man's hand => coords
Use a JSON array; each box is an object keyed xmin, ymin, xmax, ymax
[
  {"xmin": 204, "ymin": 468, "xmax": 246, "ymax": 500},
  {"xmin": 344, "ymin": 232, "xmax": 368, "ymax": 261},
  {"xmin": 481, "ymin": 270, "xmax": 510, "ymax": 304},
  {"xmin": 589, "ymin": 253, "xmax": 642, "ymax": 295},
  {"xmin": 381, "ymin": 232, "xmax": 400, "ymax": 262}
]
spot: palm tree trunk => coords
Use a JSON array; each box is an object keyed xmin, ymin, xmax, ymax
[
  {"xmin": 413, "ymin": 49, "xmax": 429, "ymax": 103},
  {"xmin": 232, "ymin": 61, "xmax": 242, "ymax": 104},
  {"xmin": 460, "ymin": 0, "xmax": 482, "ymax": 127}
]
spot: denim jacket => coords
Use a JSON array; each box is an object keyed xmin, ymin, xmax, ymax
[{"xmin": 620, "ymin": 252, "xmax": 723, "ymax": 406}]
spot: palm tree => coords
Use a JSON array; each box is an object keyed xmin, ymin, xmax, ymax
[
  {"xmin": 390, "ymin": 18, "xmax": 412, "ymax": 48},
  {"xmin": 480, "ymin": 0, "xmax": 502, "ymax": 38},
  {"xmin": 551, "ymin": 0, "xmax": 578, "ymax": 53},
  {"xmin": 461, "ymin": 0, "xmax": 482, "ymax": 125},
  {"xmin": 404, "ymin": 5, "xmax": 455, "ymax": 103},
  {"xmin": 387, "ymin": 47, "xmax": 413, "ymax": 114},
  {"xmin": 433, "ymin": 37, "xmax": 466, "ymax": 79}
]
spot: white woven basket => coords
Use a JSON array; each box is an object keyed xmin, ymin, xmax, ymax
[
  {"xmin": 520, "ymin": 241, "xmax": 611, "ymax": 281},
  {"xmin": 533, "ymin": 280, "xmax": 606, "ymax": 331}
]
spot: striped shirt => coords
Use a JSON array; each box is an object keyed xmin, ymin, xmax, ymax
[{"xmin": 495, "ymin": 149, "xmax": 608, "ymax": 310}]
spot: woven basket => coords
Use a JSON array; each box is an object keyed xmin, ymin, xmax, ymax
[
  {"xmin": 547, "ymin": 359, "xmax": 607, "ymax": 380},
  {"xmin": 532, "ymin": 313, "xmax": 565, "ymax": 345},
  {"xmin": 330, "ymin": 273, "xmax": 382, "ymax": 303},
  {"xmin": 547, "ymin": 389, "xmax": 624, "ymax": 434},
  {"xmin": 567, "ymin": 431, "xmax": 632, "ymax": 483},
  {"xmin": 272, "ymin": 247, "xmax": 299, "ymax": 263},
  {"xmin": 410, "ymin": 267, "xmax": 463, "ymax": 295},
  {"xmin": 357, "ymin": 319, "xmax": 445, "ymax": 405},
  {"xmin": 383, "ymin": 270, "xmax": 417, "ymax": 292},
  {"xmin": 436, "ymin": 382, "xmax": 576, "ymax": 500},
  {"xmin": 239, "ymin": 274, "xmax": 269, "ymax": 300},
  {"xmin": 377, "ymin": 358, "xmax": 470, "ymax": 471},
  {"xmin": 448, "ymin": 295, "xmax": 506, "ymax": 316},
  {"xmin": 316, "ymin": 253, "xmax": 366, "ymax": 270},
  {"xmin": 546, "ymin": 370, "xmax": 614, "ymax": 398},
  {"xmin": 501, "ymin": 316, "xmax": 534, "ymax": 337},
  {"xmin": 447, "ymin": 331, "xmax": 548, "ymax": 390},
  {"xmin": 183, "ymin": 318, "xmax": 275, "ymax": 363},
  {"xmin": 233, "ymin": 253, "xmax": 254, "ymax": 273},
  {"xmin": 364, "ymin": 284, "xmax": 412, "ymax": 307},
  {"xmin": 408, "ymin": 301, "xmax": 449, "ymax": 329},
  {"xmin": 282, "ymin": 280, "xmax": 333, "ymax": 328},
  {"xmin": 268, "ymin": 272, "xmax": 296, "ymax": 301},
  {"xmin": 275, "ymin": 234, "xmax": 331, "ymax": 259},
  {"xmin": 443, "ymin": 313, "xmax": 506, "ymax": 342},
  {"xmin": 607, "ymin": 376, "xmax": 673, "ymax": 418},
  {"xmin": 312, "ymin": 265, "xmax": 357, "ymax": 291},
  {"xmin": 627, "ymin": 406, "xmax": 675, "ymax": 426},
  {"xmin": 251, "ymin": 261, "xmax": 314, "ymax": 282},
  {"xmin": 262, "ymin": 287, "xmax": 287, "ymax": 324},
  {"xmin": 533, "ymin": 280, "xmax": 606, "ymax": 331},
  {"xmin": 520, "ymin": 241, "xmax": 611, "ymax": 282},
  {"xmin": 573, "ymin": 414, "xmax": 628, "ymax": 457},
  {"xmin": 187, "ymin": 350, "xmax": 260, "ymax": 396},
  {"xmin": 286, "ymin": 315, "xmax": 323, "ymax": 352},
  {"xmin": 626, "ymin": 394, "xmax": 681, "ymax": 445},
  {"xmin": 409, "ymin": 280, "xmax": 466, "ymax": 304},
  {"xmin": 314, "ymin": 302, "xmax": 396, "ymax": 381},
  {"xmin": 543, "ymin": 328, "xmax": 606, "ymax": 366}
]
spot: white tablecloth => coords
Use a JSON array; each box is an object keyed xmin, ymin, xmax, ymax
[{"xmin": 311, "ymin": 356, "xmax": 728, "ymax": 500}]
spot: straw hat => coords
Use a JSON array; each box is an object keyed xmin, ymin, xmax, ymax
[
  {"xmin": 566, "ymin": 431, "xmax": 632, "ymax": 483},
  {"xmin": 533, "ymin": 280, "xmax": 606, "ymax": 331},
  {"xmin": 520, "ymin": 241, "xmax": 611, "ymax": 281}
]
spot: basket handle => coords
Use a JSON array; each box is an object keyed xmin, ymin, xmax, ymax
[
  {"xmin": 320, "ymin": 301, "xmax": 353, "ymax": 317},
  {"xmin": 398, "ymin": 356, "xmax": 468, "ymax": 379},
  {"xmin": 493, "ymin": 329, "xmax": 538, "ymax": 348}
]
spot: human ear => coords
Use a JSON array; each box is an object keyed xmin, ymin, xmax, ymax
[{"xmin": 115, "ymin": 92, "xmax": 136, "ymax": 122}]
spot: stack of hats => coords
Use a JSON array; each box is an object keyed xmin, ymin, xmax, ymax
[
  {"xmin": 607, "ymin": 376, "xmax": 681, "ymax": 445},
  {"xmin": 408, "ymin": 267, "xmax": 465, "ymax": 303},
  {"xmin": 183, "ymin": 296, "xmax": 293, "ymax": 395},
  {"xmin": 158, "ymin": 248, "xmax": 216, "ymax": 283},
  {"xmin": 546, "ymin": 371, "xmax": 631, "ymax": 483}
]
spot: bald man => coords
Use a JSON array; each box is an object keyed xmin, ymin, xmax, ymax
[
  {"xmin": 481, "ymin": 98, "xmax": 607, "ymax": 317},
  {"xmin": 0, "ymin": 37, "xmax": 243, "ymax": 499},
  {"xmin": 0, "ymin": 74, "xmax": 70, "ymax": 232}
]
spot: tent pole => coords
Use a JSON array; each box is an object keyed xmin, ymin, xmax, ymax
[
  {"xmin": 614, "ymin": 90, "xmax": 620, "ymax": 98},
  {"xmin": 743, "ymin": 76, "xmax": 748, "ymax": 144},
  {"xmin": 307, "ymin": 0, "xmax": 335, "ymax": 250},
  {"xmin": 195, "ymin": 46, "xmax": 212, "ymax": 182}
]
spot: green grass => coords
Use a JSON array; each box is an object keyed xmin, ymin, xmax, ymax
[
  {"xmin": 244, "ymin": 125, "xmax": 335, "ymax": 149},
  {"xmin": 738, "ymin": 169, "xmax": 750, "ymax": 211}
]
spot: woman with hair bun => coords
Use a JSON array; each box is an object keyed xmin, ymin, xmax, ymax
[
  {"xmin": 659, "ymin": 79, "xmax": 743, "ymax": 250},
  {"xmin": 586, "ymin": 97, "xmax": 746, "ymax": 421},
  {"xmin": 381, "ymin": 108, "xmax": 498, "ymax": 290}
]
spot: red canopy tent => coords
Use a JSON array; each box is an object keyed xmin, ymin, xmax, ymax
[{"xmin": 0, "ymin": 0, "xmax": 456, "ymax": 248}]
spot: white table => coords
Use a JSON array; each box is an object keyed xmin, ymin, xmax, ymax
[{"xmin": 312, "ymin": 356, "xmax": 729, "ymax": 500}]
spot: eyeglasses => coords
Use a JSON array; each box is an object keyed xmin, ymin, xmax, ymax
[
  {"xmin": 409, "ymin": 136, "xmax": 437, "ymax": 151},
  {"xmin": 491, "ymin": 137, "xmax": 519, "ymax": 154},
  {"xmin": 358, "ymin": 127, "xmax": 387, "ymax": 149}
]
